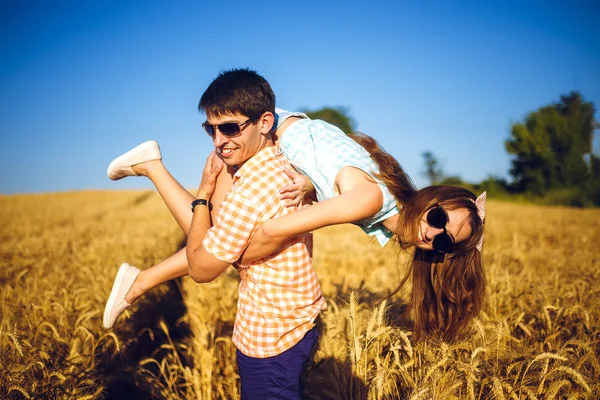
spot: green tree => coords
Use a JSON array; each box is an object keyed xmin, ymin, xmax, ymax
[
  {"xmin": 588, "ymin": 154, "xmax": 600, "ymax": 205},
  {"xmin": 505, "ymin": 92, "xmax": 598, "ymax": 196},
  {"xmin": 303, "ymin": 106, "xmax": 355, "ymax": 135},
  {"xmin": 474, "ymin": 175, "xmax": 511, "ymax": 198},
  {"xmin": 421, "ymin": 151, "xmax": 444, "ymax": 185}
]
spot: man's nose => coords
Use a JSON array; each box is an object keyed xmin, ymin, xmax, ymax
[{"xmin": 212, "ymin": 129, "xmax": 229, "ymax": 147}]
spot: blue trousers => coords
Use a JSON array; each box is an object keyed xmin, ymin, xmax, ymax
[{"xmin": 236, "ymin": 328, "xmax": 318, "ymax": 400}]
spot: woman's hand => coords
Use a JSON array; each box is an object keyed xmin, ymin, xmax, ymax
[
  {"xmin": 279, "ymin": 168, "xmax": 316, "ymax": 207},
  {"xmin": 196, "ymin": 151, "xmax": 224, "ymax": 199}
]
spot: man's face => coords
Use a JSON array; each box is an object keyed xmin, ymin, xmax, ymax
[{"xmin": 205, "ymin": 112, "xmax": 267, "ymax": 167}]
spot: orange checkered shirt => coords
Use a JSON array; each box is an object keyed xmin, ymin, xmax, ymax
[{"xmin": 203, "ymin": 145, "xmax": 326, "ymax": 358}]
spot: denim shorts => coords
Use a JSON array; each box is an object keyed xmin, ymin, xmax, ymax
[{"xmin": 236, "ymin": 327, "xmax": 319, "ymax": 399}]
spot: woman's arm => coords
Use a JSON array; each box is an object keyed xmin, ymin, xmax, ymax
[{"xmin": 239, "ymin": 177, "xmax": 383, "ymax": 263}]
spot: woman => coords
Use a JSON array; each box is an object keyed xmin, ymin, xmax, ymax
[{"xmin": 104, "ymin": 108, "xmax": 485, "ymax": 343}]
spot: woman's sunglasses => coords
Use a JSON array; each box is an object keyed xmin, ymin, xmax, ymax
[
  {"xmin": 202, "ymin": 115, "xmax": 260, "ymax": 138},
  {"xmin": 426, "ymin": 205, "xmax": 454, "ymax": 254}
]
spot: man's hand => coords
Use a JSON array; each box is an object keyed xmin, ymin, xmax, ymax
[
  {"xmin": 279, "ymin": 168, "xmax": 316, "ymax": 207},
  {"xmin": 196, "ymin": 151, "xmax": 224, "ymax": 199}
]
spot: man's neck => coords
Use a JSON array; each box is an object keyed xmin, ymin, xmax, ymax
[{"xmin": 233, "ymin": 138, "xmax": 275, "ymax": 171}]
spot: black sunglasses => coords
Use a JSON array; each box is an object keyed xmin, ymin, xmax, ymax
[
  {"xmin": 426, "ymin": 205, "xmax": 454, "ymax": 254},
  {"xmin": 202, "ymin": 115, "xmax": 261, "ymax": 138}
]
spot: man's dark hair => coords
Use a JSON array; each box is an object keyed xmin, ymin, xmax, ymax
[{"xmin": 199, "ymin": 68, "xmax": 276, "ymax": 119}]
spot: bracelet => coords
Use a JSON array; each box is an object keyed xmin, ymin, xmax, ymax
[{"xmin": 191, "ymin": 198, "xmax": 213, "ymax": 212}]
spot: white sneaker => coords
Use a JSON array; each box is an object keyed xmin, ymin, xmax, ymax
[
  {"xmin": 103, "ymin": 263, "xmax": 141, "ymax": 329},
  {"xmin": 107, "ymin": 140, "xmax": 161, "ymax": 180}
]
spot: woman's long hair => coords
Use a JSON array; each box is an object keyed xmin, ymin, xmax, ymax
[
  {"xmin": 394, "ymin": 186, "xmax": 486, "ymax": 342},
  {"xmin": 348, "ymin": 132, "xmax": 485, "ymax": 343},
  {"xmin": 348, "ymin": 133, "xmax": 416, "ymax": 204}
]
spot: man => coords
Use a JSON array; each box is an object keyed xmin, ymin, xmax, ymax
[{"xmin": 185, "ymin": 68, "xmax": 325, "ymax": 398}]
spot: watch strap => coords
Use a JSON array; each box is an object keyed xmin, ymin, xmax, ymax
[{"xmin": 191, "ymin": 198, "xmax": 213, "ymax": 212}]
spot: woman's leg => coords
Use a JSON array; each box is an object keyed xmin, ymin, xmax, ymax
[
  {"xmin": 131, "ymin": 160, "xmax": 195, "ymax": 234},
  {"xmin": 132, "ymin": 159, "xmax": 234, "ymax": 232},
  {"xmin": 124, "ymin": 161, "xmax": 234, "ymax": 303},
  {"xmin": 104, "ymin": 149, "xmax": 236, "ymax": 328},
  {"xmin": 125, "ymin": 247, "xmax": 188, "ymax": 303}
]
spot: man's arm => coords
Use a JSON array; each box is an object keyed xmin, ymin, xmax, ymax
[
  {"xmin": 187, "ymin": 204, "xmax": 230, "ymax": 282},
  {"xmin": 186, "ymin": 152, "xmax": 230, "ymax": 283}
]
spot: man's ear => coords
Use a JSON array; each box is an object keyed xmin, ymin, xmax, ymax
[{"xmin": 259, "ymin": 112, "xmax": 275, "ymax": 135}]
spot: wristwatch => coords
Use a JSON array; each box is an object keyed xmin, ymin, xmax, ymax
[{"xmin": 191, "ymin": 198, "xmax": 213, "ymax": 212}]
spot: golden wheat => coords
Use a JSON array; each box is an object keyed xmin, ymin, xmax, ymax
[{"xmin": 1, "ymin": 192, "xmax": 599, "ymax": 398}]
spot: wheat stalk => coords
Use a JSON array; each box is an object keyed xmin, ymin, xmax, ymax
[
  {"xmin": 492, "ymin": 376, "xmax": 506, "ymax": 400},
  {"xmin": 546, "ymin": 366, "xmax": 591, "ymax": 393}
]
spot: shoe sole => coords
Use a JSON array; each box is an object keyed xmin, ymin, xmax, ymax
[
  {"xmin": 107, "ymin": 140, "xmax": 161, "ymax": 180},
  {"xmin": 103, "ymin": 263, "xmax": 130, "ymax": 329}
]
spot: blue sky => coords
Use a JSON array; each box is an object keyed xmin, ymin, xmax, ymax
[{"xmin": 1, "ymin": 0, "xmax": 599, "ymax": 194}]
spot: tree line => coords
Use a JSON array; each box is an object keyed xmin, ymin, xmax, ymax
[{"xmin": 304, "ymin": 92, "xmax": 600, "ymax": 207}]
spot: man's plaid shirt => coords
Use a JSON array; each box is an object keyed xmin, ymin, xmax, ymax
[{"xmin": 203, "ymin": 145, "xmax": 326, "ymax": 358}]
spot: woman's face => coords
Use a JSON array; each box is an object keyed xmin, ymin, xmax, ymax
[{"xmin": 415, "ymin": 206, "xmax": 472, "ymax": 251}]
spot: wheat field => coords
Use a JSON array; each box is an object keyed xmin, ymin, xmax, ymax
[{"xmin": 1, "ymin": 190, "xmax": 599, "ymax": 399}]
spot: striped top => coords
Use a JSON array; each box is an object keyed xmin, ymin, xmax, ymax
[{"xmin": 203, "ymin": 145, "xmax": 326, "ymax": 358}]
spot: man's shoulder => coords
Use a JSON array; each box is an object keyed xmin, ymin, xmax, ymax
[{"xmin": 233, "ymin": 150, "xmax": 291, "ymax": 201}]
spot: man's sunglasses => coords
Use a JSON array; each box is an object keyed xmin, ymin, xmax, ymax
[
  {"xmin": 202, "ymin": 115, "xmax": 261, "ymax": 138},
  {"xmin": 426, "ymin": 205, "xmax": 454, "ymax": 254}
]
